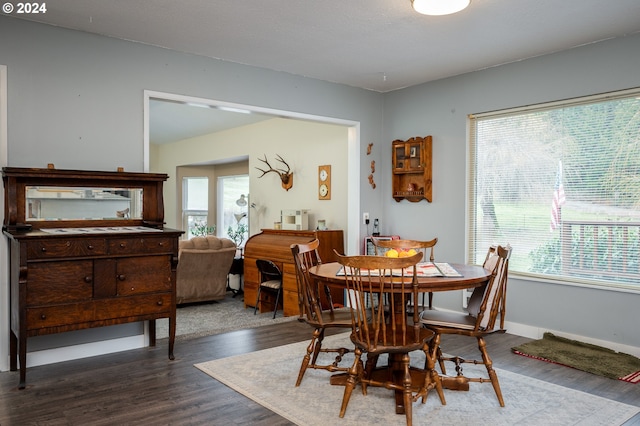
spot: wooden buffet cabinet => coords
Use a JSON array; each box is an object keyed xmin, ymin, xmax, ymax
[
  {"xmin": 2, "ymin": 166, "xmax": 183, "ymax": 389},
  {"xmin": 392, "ymin": 135, "xmax": 432, "ymax": 202},
  {"xmin": 243, "ymin": 229, "xmax": 344, "ymax": 317}
]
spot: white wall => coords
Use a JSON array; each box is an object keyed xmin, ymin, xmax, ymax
[
  {"xmin": 0, "ymin": 65, "xmax": 9, "ymax": 372},
  {"xmin": 153, "ymin": 118, "xmax": 349, "ymax": 234}
]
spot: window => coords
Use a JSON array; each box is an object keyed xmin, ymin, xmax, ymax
[
  {"xmin": 182, "ymin": 177, "xmax": 209, "ymax": 239},
  {"xmin": 469, "ymin": 88, "xmax": 640, "ymax": 290},
  {"xmin": 217, "ymin": 175, "xmax": 249, "ymax": 247}
]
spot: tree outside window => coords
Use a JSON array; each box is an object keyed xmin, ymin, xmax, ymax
[{"xmin": 469, "ymin": 89, "xmax": 640, "ymax": 289}]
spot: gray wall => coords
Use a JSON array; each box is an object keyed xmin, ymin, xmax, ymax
[
  {"xmin": 382, "ymin": 34, "xmax": 640, "ymax": 349},
  {"xmin": 1, "ymin": 15, "xmax": 639, "ymax": 358},
  {"xmin": 0, "ymin": 15, "xmax": 382, "ymax": 365},
  {"xmin": 0, "ymin": 16, "xmax": 382, "ymax": 212}
]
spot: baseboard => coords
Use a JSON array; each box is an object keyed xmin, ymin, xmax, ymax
[
  {"xmin": 24, "ymin": 334, "xmax": 146, "ymax": 368},
  {"xmin": 434, "ymin": 305, "xmax": 640, "ymax": 359},
  {"xmin": 505, "ymin": 320, "xmax": 640, "ymax": 358}
]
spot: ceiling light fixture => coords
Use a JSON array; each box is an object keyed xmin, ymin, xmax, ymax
[{"xmin": 411, "ymin": 0, "xmax": 470, "ymax": 16}]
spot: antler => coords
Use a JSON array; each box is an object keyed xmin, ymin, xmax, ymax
[
  {"xmin": 256, "ymin": 154, "xmax": 293, "ymax": 190},
  {"xmin": 256, "ymin": 154, "xmax": 290, "ymax": 177}
]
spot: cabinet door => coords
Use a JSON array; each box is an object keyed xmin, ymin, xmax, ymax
[
  {"xmin": 243, "ymin": 256, "xmax": 259, "ymax": 308},
  {"xmin": 407, "ymin": 141, "xmax": 423, "ymax": 171},
  {"xmin": 27, "ymin": 261, "xmax": 94, "ymax": 305},
  {"xmin": 115, "ymin": 256, "xmax": 172, "ymax": 296},
  {"xmin": 393, "ymin": 143, "xmax": 407, "ymax": 172}
]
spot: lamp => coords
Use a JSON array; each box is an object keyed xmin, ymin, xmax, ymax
[
  {"xmin": 411, "ymin": 0, "xmax": 470, "ymax": 16},
  {"xmin": 236, "ymin": 194, "xmax": 247, "ymax": 207}
]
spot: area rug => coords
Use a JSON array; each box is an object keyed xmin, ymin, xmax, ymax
[
  {"xmin": 156, "ymin": 293, "xmax": 297, "ymax": 341},
  {"xmin": 195, "ymin": 333, "xmax": 640, "ymax": 426},
  {"xmin": 512, "ymin": 332, "xmax": 640, "ymax": 384}
]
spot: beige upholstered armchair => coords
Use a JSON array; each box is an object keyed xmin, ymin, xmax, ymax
[{"xmin": 176, "ymin": 236, "xmax": 237, "ymax": 304}]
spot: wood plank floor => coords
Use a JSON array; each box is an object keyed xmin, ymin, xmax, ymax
[{"xmin": 1, "ymin": 320, "xmax": 639, "ymax": 425}]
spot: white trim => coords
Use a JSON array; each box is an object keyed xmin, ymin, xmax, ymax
[
  {"xmin": 346, "ymin": 125, "xmax": 360, "ymax": 255},
  {"xmin": 0, "ymin": 65, "xmax": 8, "ymax": 372},
  {"xmin": 471, "ymin": 86, "xmax": 640, "ymax": 119},
  {"xmin": 436, "ymin": 305, "xmax": 640, "ymax": 358},
  {"xmin": 25, "ymin": 335, "xmax": 146, "ymax": 368},
  {"xmin": 505, "ymin": 320, "xmax": 640, "ymax": 359},
  {"xmin": 143, "ymin": 90, "xmax": 361, "ymax": 255}
]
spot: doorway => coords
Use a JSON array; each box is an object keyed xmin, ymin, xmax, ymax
[{"xmin": 143, "ymin": 90, "xmax": 361, "ymax": 255}]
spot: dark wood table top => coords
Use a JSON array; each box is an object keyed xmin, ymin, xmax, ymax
[{"xmin": 309, "ymin": 262, "xmax": 491, "ymax": 292}]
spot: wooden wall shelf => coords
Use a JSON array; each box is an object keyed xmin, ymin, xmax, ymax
[{"xmin": 392, "ymin": 135, "xmax": 432, "ymax": 202}]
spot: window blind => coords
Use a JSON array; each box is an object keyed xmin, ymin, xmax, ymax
[{"xmin": 468, "ymin": 88, "xmax": 640, "ymax": 290}]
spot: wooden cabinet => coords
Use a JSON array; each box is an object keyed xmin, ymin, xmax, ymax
[
  {"xmin": 392, "ymin": 135, "xmax": 433, "ymax": 202},
  {"xmin": 243, "ymin": 229, "xmax": 344, "ymax": 316},
  {"xmin": 2, "ymin": 166, "xmax": 182, "ymax": 389}
]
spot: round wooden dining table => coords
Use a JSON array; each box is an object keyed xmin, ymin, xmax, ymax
[
  {"xmin": 309, "ymin": 261, "xmax": 491, "ymax": 292},
  {"xmin": 309, "ymin": 261, "xmax": 492, "ymax": 415}
]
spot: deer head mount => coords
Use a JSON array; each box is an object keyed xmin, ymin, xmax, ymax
[{"xmin": 256, "ymin": 154, "xmax": 293, "ymax": 191}]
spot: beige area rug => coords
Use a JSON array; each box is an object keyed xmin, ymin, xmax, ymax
[
  {"xmin": 156, "ymin": 292, "xmax": 297, "ymax": 341},
  {"xmin": 195, "ymin": 333, "xmax": 640, "ymax": 426}
]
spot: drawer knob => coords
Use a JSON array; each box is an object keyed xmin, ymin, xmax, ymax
[
  {"xmin": 87, "ymin": 245, "xmax": 94, "ymax": 250},
  {"xmin": 41, "ymin": 247, "xmax": 47, "ymax": 252},
  {"xmin": 84, "ymin": 276, "xmax": 92, "ymax": 283},
  {"xmin": 40, "ymin": 314, "xmax": 46, "ymax": 320},
  {"xmin": 157, "ymin": 300, "xmax": 163, "ymax": 306},
  {"xmin": 117, "ymin": 274, "xmax": 126, "ymax": 281},
  {"xmin": 120, "ymin": 243, "xmax": 126, "ymax": 248}
]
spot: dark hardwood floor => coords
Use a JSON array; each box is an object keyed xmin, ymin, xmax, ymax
[{"xmin": 1, "ymin": 321, "xmax": 639, "ymax": 425}]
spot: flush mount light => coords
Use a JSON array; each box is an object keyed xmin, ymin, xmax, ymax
[{"xmin": 411, "ymin": 0, "xmax": 470, "ymax": 16}]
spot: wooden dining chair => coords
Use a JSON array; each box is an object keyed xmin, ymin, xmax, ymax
[
  {"xmin": 372, "ymin": 237, "xmax": 438, "ymax": 310},
  {"xmin": 291, "ymin": 239, "xmax": 353, "ymax": 386},
  {"xmin": 419, "ymin": 244, "xmax": 512, "ymax": 407},
  {"xmin": 335, "ymin": 252, "xmax": 445, "ymax": 426}
]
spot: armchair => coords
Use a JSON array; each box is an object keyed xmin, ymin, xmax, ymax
[{"xmin": 176, "ymin": 236, "xmax": 237, "ymax": 304}]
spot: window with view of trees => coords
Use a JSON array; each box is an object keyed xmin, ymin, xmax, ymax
[
  {"xmin": 182, "ymin": 177, "xmax": 210, "ymax": 239},
  {"xmin": 217, "ymin": 175, "xmax": 249, "ymax": 247},
  {"xmin": 469, "ymin": 88, "xmax": 640, "ymax": 290}
]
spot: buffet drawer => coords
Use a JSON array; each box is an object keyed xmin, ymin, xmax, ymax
[
  {"xmin": 95, "ymin": 293, "xmax": 172, "ymax": 318},
  {"xmin": 108, "ymin": 237, "xmax": 173, "ymax": 255},
  {"xmin": 27, "ymin": 238, "xmax": 107, "ymax": 259},
  {"xmin": 26, "ymin": 293, "xmax": 172, "ymax": 330}
]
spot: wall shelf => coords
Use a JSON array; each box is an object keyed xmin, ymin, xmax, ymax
[{"xmin": 392, "ymin": 135, "xmax": 432, "ymax": 202}]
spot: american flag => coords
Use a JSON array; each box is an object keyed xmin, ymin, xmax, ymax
[{"xmin": 550, "ymin": 160, "xmax": 566, "ymax": 231}]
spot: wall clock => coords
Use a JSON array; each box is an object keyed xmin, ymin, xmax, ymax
[{"xmin": 318, "ymin": 165, "xmax": 331, "ymax": 200}]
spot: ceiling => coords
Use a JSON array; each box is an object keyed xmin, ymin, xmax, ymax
[
  {"xmin": 10, "ymin": 0, "xmax": 640, "ymax": 143},
  {"xmin": 148, "ymin": 99, "xmax": 273, "ymax": 145}
]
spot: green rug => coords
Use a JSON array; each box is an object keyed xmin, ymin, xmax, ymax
[{"xmin": 512, "ymin": 332, "xmax": 640, "ymax": 383}]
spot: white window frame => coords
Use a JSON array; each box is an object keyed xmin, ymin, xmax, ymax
[
  {"xmin": 182, "ymin": 177, "xmax": 209, "ymax": 239},
  {"xmin": 217, "ymin": 174, "xmax": 250, "ymax": 246},
  {"xmin": 468, "ymin": 88, "xmax": 640, "ymax": 292}
]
